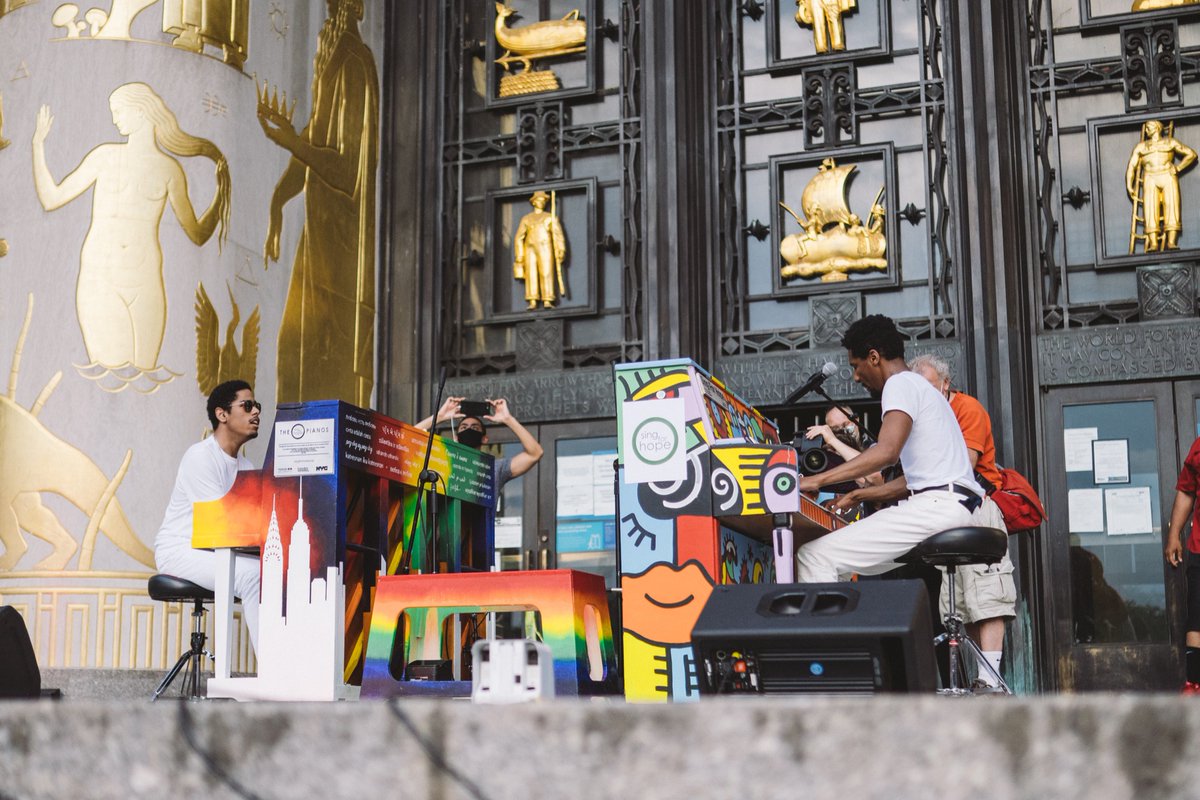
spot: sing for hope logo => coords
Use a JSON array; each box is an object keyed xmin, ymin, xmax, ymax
[{"xmin": 632, "ymin": 417, "xmax": 678, "ymax": 465}]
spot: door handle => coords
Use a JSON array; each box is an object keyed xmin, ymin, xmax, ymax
[
  {"xmin": 523, "ymin": 549, "xmax": 533, "ymax": 571},
  {"xmin": 539, "ymin": 546, "xmax": 550, "ymax": 570}
]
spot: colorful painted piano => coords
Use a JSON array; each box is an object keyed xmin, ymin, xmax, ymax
[
  {"xmin": 192, "ymin": 399, "xmax": 495, "ymax": 701},
  {"xmin": 613, "ymin": 358, "xmax": 845, "ymax": 702}
]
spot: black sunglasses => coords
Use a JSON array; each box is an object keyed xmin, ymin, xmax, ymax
[{"xmin": 230, "ymin": 399, "xmax": 262, "ymax": 414}]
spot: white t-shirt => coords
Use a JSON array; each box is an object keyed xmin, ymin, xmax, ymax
[
  {"xmin": 880, "ymin": 370, "xmax": 982, "ymax": 495},
  {"xmin": 155, "ymin": 435, "xmax": 253, "ymax": 557}
]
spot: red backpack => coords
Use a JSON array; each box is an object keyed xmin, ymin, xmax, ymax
[{"xmin": 989, "ymin": 467, "xmax": 1046, "ymax": 533}]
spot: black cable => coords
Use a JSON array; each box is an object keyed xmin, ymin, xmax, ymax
[
  {"xmin": 386, "ymin": 700, "xmax": 493, "ymax": 800},
  {"xmin": 176, "ymin": 700, "xmax": 267, "ymax": 800}
]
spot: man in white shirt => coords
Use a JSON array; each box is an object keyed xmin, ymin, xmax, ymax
[
  {"xmin": 796, "ymin": 315, "xmax": 983, "ymax": 582},
  {"xmin": 155, "ymin": 380, "xmax": 262, "ymax": 651}
]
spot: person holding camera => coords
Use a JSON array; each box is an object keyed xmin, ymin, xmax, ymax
[{"xmin": 416, "ymin": 396, "xmax": 544, "ymax": 487}]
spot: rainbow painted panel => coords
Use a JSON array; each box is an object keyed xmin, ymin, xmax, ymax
[{"xmin": 360, "ymin": 570, "xmax": 618, "ymax": 698}]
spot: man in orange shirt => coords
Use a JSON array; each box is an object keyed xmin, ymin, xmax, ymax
[{"xmin": 909, "ymin": 354, "xmax": 1015, "ymax": 690}]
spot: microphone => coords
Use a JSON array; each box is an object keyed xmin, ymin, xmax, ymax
[{"xmin": 784, "ymin": 362, "xmax": 838, "ymax": 405}]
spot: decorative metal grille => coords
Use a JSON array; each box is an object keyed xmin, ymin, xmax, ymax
[
  {"xmin": 438, "ymin": 0, "xmax": 645, "ymax": 377},
  {"xmin": 715, "ymin": 0, "xmax": 960, "ymax": 359},
  {"xmin": 1029, "ymin": 0, "xmax": 1200, "ymax": 332}
]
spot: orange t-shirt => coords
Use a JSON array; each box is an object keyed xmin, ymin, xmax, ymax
[{"xmin": 948, "ymin": 392, "xmax": 1002, "ymax": 491}]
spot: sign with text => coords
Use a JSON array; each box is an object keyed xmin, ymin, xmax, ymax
[
  {"xmin": 621, "ymin": 398, "xmax": 686, "ymax": 484},
  {"xmin": 273, "ymin": 418, "xmax": 336, "ymax": 476}
]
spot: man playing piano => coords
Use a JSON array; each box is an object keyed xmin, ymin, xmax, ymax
[
  {"xmin": 795, "ymin": 315, "xmax": 983, "ymax": 582},
  {"xmin": 154, "ymin": 379, "xmax": 262, "ymax": 652}
]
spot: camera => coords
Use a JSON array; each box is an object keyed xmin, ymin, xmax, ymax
[
  {"xmin": 792, "ymin": 435, "xmax": 859, "ymax": 495},
  {"xmin": 459, "ymin": 400, "xmax": 494, "ymax": 419}
]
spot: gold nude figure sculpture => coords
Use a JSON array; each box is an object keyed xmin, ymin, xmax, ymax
[
  {"xmin": 1127, "ymin": 119, "xmax": 1196, "ymax": 253},
  {"xmin": 795, "ymin": 0, "xmax": 855, "ymax": 54},
  {"xmin": 32, "ymin": 83, "xmax": 230, "ymax": 392},
  {"xmin": 512, "ymin": 190, "xmax": 567, "ymax": 309},
  {"xmin": 0, "ymin": 295, "xmax": 154, "ymax": 571},
  {"xmin": 494, "ymin": 2, "xmax": 588, "ymax": 97},
  {"xmin": 779, "ymin": 157, "xmax": 886, "ymax": 282}
]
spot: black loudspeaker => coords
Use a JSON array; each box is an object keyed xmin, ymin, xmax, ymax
[
  {"xmin": 0, "ymin": 606, "xmax": 41, "ymax": 699},
  {"xmin": 691, "ymin": 580, "xmax": 936, "ymax": 695}
]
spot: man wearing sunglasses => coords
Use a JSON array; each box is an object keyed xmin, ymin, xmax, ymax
[{"xmin": 154, "ymin": 380, "xmax": 263, "ymax": 653}]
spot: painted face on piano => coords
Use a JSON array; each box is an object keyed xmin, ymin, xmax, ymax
[{"xmin": 847, "ymin": 349, "xmax": 886, "ymax": 398}]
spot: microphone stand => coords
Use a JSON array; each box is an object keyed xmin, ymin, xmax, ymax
[{"xmin": 399, "ymin": 366, "xmax": 447, "ymax": 575}]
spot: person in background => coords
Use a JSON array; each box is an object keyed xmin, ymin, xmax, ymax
[
  {"xmin": 416, "ymin": 396, "xmax": 544, "ymax": 486},
  {"xmin": 1165, "ymin": 434, "xmax": 1200, "ymax": 693},
  {"xmin": 909, "ymin": 353, "xmax": 1015, "ymax": 691}
]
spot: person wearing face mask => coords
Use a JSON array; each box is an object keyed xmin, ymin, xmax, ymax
[{"xmin": 416, "ymin": 396, "xmax": 544, "ymax": 486}]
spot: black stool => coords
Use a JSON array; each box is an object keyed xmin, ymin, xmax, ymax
[
  {"xmin": 148, "ymin": 574, "xmax": 214, "ymax": 701},
  {"xmin": 899, "ymin": 526, "xmax": 1011, "ymax": 696}
]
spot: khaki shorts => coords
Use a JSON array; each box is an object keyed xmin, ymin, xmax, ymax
[
  {"xmin": 938, "ymin": 495, "xmax": 1016, "ymax": 623},
  {"xmin": 939, "ymin": 553, "xmax": 1016, "ymax": 623}
]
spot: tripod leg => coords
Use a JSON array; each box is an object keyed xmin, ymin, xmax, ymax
[{"xmin": 153, "ymin": 652, "xmax": 194, "ymax": 701}]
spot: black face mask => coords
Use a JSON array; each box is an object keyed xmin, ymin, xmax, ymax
[{"xmin": 457, "ymin": 428, "xmax": 485, "ymax": 449}]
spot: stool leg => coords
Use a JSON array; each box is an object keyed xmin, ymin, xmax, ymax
[
  {"xmin": 937, "ymin": 566, "xmax": 1012, "ymax": 696},
  {"xmin": 151, "ymin": 599, "xmax": 209, "ymax": 701}
]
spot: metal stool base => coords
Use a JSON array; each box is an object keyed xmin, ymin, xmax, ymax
[{"xmin": 151, "ymin": 601, "xmax": 212, "ymax": 701}]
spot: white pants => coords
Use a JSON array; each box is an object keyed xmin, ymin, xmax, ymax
[
  {"xmin": 156, "ymin": 546, "xmax": 260, "ymax": 652},
  {"xmin": 797, "ymin": 490, "xmax": 976, "ymax": 583}
]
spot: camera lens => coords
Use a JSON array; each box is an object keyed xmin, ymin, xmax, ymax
[{"xmin": 801, "ymin": 448, "xmax": 829, "ymax": 475}]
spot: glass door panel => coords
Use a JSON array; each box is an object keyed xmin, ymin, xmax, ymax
[{"xmin": 1062, "ymin": 401, "xmax": 1166, "ymax": 644}]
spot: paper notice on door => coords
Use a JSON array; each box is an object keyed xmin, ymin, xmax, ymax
[
  {"xmin": 1092, "ymin": 439, "xmax": 1130, "ymax": 485},
  {"xmin": 1068, "ymin": 488, "xmax": 1105, "ymax": 533},
  {"xmin": 494, "ymin": 516, "xmax": 523, "ymax": 549},
  {"xmin": 1104, "ymin": 486, "xmax": 1153, "ymax": 535},
  {"xmin": 1064, "ymin": 427, "xmax": 1099, "ymax": 472}
]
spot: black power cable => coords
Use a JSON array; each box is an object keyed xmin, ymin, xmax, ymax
[{"xmin": 386, "ymin": 700, "xmax": 493, "ymax": 800}]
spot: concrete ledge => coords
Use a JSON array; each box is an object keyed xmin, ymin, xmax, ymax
[{"xmin": 0, "ymin": 695, "xmax": 1190, "ymax": 799}]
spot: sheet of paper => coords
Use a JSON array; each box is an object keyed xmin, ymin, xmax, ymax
[
  {"xmin": 1104, "ymin": 487, "xmax": 1153, "ymax": 535},
  {"xmin": 557, "ymin": 483, "xmax": 594, "ymax": 518},
  {"xmin": 1068, "ymin": 488, "xmax": 1105, "ymax": 533},
  {"xmin": 273, "ymin": 418, "xmax": 336, "ymax": 476},
  {"xmin": 494, "ymin": 516, "xmax": 523, "ymax": 549},
  {"xmin": 1064, "ymin": 427, "xmax": 1098, "ymax": 472},
  {"xmin": 557, "ymin": 454, "xmax": 594, "ymax": 487},
  {"xmin": 1092, "ymin": 439, "xmax": 1130, "ymax": 485}
]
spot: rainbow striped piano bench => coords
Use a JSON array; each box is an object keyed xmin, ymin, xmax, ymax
[{"xmin": 360, "ymin": 569, "xmax": 619, "ymax": 698}]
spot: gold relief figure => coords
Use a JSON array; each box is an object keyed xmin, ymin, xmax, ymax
[
  {"xmin": 0, "ymin": 0, "xmax": 38, "ymax": 20},
  {"xmin": 0, "ymin": 295, "xmax": 154, "ymax": 571},
  {"xmin": 1132, "ymin": 0, "xmax": 1199, "ymax": 9},
  {"xmin": 258, "ymin": 0, "xmax": 379, "ymax": 407},
  {"xmin": 795, "ymin": 0, "xmax": 856, "ymax": 53},
  {"xmin": 494, "ymin": 2, "xmax": 587, "ymax": 97},
  {"xmin": 51, "ymin": 0, "xmax": 157, "ymax": 39},
  {"xmin": 32, "ymin": 83, "xmax": 231, "ymax": 393},
  {"xmin": 195, "ymin": 282, "xmax": 259, "ymax": 395},
  {"xmin": 779, "ymin": 157, "xmax": 887, "ymax": 282},
  {"xmin": 1127, "ymin": 119, "xmax": 1197, "ymax": 253},
  {"xmin": 162, "ymin": 0, "xmax": 249, "ymax": 69},
  {"xmin": 512, "ymin": 190, "xmax": 566, "ymax": 309}
]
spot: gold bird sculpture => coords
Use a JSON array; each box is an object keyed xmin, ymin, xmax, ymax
[
  {"xmin": 494, "ymin": 2, "xmax": 587, "ymax": 72},
  {"xmin": 195, "ymin": 282, "xmax": 259, "ymax": 395}
]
